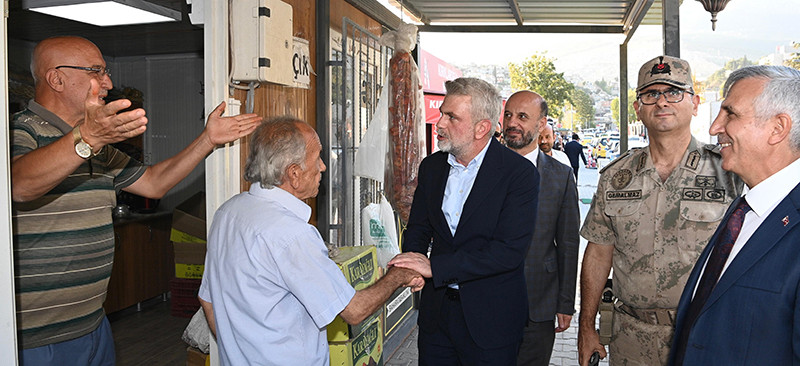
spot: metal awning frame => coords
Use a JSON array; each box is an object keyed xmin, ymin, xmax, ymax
[{"xmin": 342, "ymin": 0, "xmax": 684, "ymax": 153}]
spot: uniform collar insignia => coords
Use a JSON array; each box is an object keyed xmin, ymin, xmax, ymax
[{"xmin": 685, "ymin": 150, "xmax": 701, "ymax": 170}]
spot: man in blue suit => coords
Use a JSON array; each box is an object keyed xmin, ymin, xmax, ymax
[
  {"xmin": 670, "ymin": 65, "xmax": 800, "ymax": 365},
  {"xmin": 502, "ymin": 91, "xmax": 579, "ymax": 366},
  {"xmin": 389, "ymin": 77, "xmax": 540, "ymax": 365}
]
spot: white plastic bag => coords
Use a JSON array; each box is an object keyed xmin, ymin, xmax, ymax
[
  {"xmin": 182, "ymin": 307, "xmax": 211, "ymax": 353},
  {"xmin": 353, "ymin": 75, "xmax": 389, "ymax": 183},
  {"xmin": 361, "ymin": 195, "xmax": 400, "ymax": 268}
]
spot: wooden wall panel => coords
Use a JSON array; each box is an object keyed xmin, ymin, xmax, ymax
[
  {"xmin": 236, "ymin": 0, "xmax": 317, "ymax": 195},
  {"xmin": 330, "ymin": 0, "xmax": 383, "ymax": 37},
  {"xmin": 233, "ymin": 0, "xmax": 385, "ymax": 226}
]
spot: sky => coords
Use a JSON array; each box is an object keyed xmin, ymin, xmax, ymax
[{"xmin": 415, "ymin": 0, "xmax": 800, "ymax": 84}]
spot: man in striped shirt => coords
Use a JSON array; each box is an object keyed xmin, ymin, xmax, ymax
[{"xmin": 10, "ymin": 36, "xmax": 260, "ymax": 366}]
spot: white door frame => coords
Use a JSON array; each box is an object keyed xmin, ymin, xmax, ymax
[
  {"xmin": 202, "ymin": 1, "xmax": 234, "ymax": 365},
  {"xmin": 1, "ymin": 2, "xmax": 21, "ymax": 363}
]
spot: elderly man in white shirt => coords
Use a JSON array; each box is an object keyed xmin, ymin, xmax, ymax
[{"xmin": 198, "ymin": 116, "xmax": 422, "ymax": 365}]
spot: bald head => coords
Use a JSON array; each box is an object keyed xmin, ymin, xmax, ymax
[
  {"xmin": 32, "ymin": 36, "xmax": 103, "ymax": 86},
  {"xmin": 508, "ymin": 91, "xmax": 548, "ymax": 118},
  {"xmin": 31, "ymin": 36, "xmax": 113, "ymax": 125},
  {"xmin": 539, "ymin": 123, "xmax": 556, "ymax": 154},
  {"xmin": 503, "ymin": 90, "xmax": 548, "ymax": 155}
]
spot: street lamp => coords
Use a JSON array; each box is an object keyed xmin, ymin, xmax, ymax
[{"xmin": 696, "ymin": 0, "xmax": 732, "ymax": 31}]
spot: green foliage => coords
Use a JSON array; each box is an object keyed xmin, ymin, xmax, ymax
[
  {"xmin": 594, "ymin": 79, "xmax": 615, "ymax": 95},
  {"xmin": 570, "ymin": 87, "xmax": 595, "ymax": 128},
  {"xmin": 610, "ymin": 88, "xmax": 637, "ymax": 127},
  {"xmin": 508, "ymin": 53, "xmax": 574, "ymax": 118},
  {"xmin": 705, "ymin": 56, "xmax": 755, "ymax": 95},
  {"xmin": 786, "ymin": 42, "xmax": 800, "ymax": 70}
]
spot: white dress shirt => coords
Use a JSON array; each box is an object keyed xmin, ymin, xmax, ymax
[
  {"xmin": 199, "ymin": 184, "xmax": 356, "ymax": 365},
  {"xmin": 522, "ymin": 147, "xmax": 541, "ymax": 168},
  {"xmin": 550, "ymin": 149, "xmax": 571, "ymax": 167},
  {"xmin": 442, "ymin": 139, "xmax": 492, "ymax": 236}
]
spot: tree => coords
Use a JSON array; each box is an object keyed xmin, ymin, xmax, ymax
[
  {"xmin": 705, "ymin": 56, "xmax": 755, "ymax": 95},
  {"xmin": 508, "ymin": 53, "xmax": 574, "ymax": 118},
  {"xmin": 570, "ymin": 87, "xmax": 595, "ymax": 128},
  {"xmin": 594, "ymin": 79, "xmax": 615, "ymax": 95},
  {"xmin": 786, "ymin": 42, "xmax": 800, "ymax": 70},
  {"xmin": 611, "ymin": 88, "xmax": 637, "ymax": 128}
]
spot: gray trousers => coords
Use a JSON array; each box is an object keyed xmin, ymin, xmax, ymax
[{"xmin": 517, "ymin": 319, "xmax": 556, "ymax": 366}]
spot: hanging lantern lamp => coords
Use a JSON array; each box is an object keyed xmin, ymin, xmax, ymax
[{"xmin": 696, "ymin": 0, "xmax": 732, "ymax": 31}]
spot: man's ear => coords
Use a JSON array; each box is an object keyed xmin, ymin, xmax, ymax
[
  {"xmin": 474, "ymin": 119, "xmax": 492, "ymax": 139},
  {"xmin": 45, "ymin": 69, "xmax": 64, "ymax": 92},
  {"xmin": 691, "ymin": 93, "xmax": 701, "ymax": 117},
  {"xmin": 285, "ymin": 164, "xmax": 301, "ymax": 189},
  {"xmin": 537, "ymin": 117, "xmax": 547, "ymax": 134},
  {"xmin": 767, "ymin": 113, "xmax": 793, "ymax": 146}
]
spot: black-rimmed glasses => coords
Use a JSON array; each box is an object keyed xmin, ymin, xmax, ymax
[
  {"xmin": 637, "ymin": 88, "xmax": 692, "ymax": 105},
  {"xmin": 55, "ymin": 65, "xmax": 111, "ymax": 78}
]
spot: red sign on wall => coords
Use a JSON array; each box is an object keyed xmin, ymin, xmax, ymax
[
  {"xmin": 419, "ymin": 49, "xmax": 462, "ymax": 94},
  {"xmin": 424, "ymin": 93, "xmax": 444, "ymax": 125}
]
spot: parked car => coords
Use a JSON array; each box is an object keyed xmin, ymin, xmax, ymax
[
  {"xmin": 592, "ymin": 142, "xmax": 608, "ymax": 159},
  {"xmin": 628, "ymin": 135, "xmax": 648, "ymax": 149}
]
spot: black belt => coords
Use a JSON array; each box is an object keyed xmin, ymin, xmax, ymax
[{"xmin": 445, "ymin": 287, "xmax": 460, "ymax": 301}]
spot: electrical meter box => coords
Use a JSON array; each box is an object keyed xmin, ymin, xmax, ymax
[{"xmin": 231, "ymin": 0, "xmax": 294, "ymax": 85}]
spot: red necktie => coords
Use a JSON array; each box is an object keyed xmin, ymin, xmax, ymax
[{"xmin": 673, "ymin": 197, "xmax": 751, "ymax": 365}]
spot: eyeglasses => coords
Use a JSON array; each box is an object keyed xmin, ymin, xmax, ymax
[
  {"xmin": 637, "ymin": 88, "xmax": 692, "ymax": 105},
  {"xmin": 55, "ymin": 65, "xmax": 111, "ymax": 78}
]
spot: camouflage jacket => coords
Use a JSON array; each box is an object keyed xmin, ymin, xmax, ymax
[{"xmin": 581, "ymin": 137, "xmax": 742, "ymax": 308}]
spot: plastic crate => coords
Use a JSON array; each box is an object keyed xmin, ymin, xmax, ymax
[
  {"xmin": 170, "ymin": 278, "xmax": 202, "ymax": 318},
  {"xmin": 170, "ymin": 278, "xmax": 201, "ymax": 298}
]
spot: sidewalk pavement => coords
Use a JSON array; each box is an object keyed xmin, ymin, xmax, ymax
[{"xmin": 386, "ymin": 165, "xmax": 609, "ymax": 366}]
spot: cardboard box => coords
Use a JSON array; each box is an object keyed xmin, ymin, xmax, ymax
[
  {"xmin": 328, "ymin": 245, "xmax": 379, "ymax": 341},
  {"xmin": 172, "ymin": 192, "xmax": 206, "ymax": 241},
  {"xmin": 170, "ymin": 228, "xmax": 206, "ymax": 244},
  {"xmin": 328, "ymin": 307, "xmax": 382, "ymax": 342},
  {"xmin": 175, "ymin": 263, "xmax": 204, "ymax": 279},
  {"xmin": 330, "ymin": 246, "xmax": 378, "ymax": 290},
  {"xmin": 384, "ymin": 287, "xmax": 413, "ymax": 337},
  {"xmin": 174, "ymin": 242, "xmax": 206, "ymax": 265},
  {"xmin": 186, "ymin": 346, "xmax": 208, "ymax": 366},
  {"xmin": 329, "ymin": 314, "xmax": 384, "ymax": 366}
]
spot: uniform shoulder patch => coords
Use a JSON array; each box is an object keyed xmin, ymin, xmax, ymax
[
  {"xmin": 599, "ymin": 149, "xmax": 636, "ymax": 174},
  {"xmin": 611, "ymin": 169, "xmax": 633, "ymax": 189}
]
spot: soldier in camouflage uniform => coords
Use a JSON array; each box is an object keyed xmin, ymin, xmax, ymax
[{"xmin": 576, "ymin": 56, "xmax": 743, "ymax": 366}]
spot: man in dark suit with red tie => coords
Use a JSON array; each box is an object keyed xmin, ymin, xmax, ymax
[
  {"xmin": 389, "ymin": 77, "xmax": 539, "ymax": 365},
  {"xmin": 670, "ymin": 65, "xmax": 800, "ymax": 365}
]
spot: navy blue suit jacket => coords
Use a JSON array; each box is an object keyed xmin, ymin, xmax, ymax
[
  {"xmin": 669, "ymin": 183, "xmax": 800, "ymax": 365},
  {"xmin": 402, "ymin": 138, "xmax": 540, "ymax": 349}
]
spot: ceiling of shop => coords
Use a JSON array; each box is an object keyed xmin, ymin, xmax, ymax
[
  {"xmin": 8, "ymin": 0, "xmax": 204, "ymax": 57},
  {"xmin": 357, "ymin": 0, "xmax": 667, "ymax": 36},
  {"xmin": 9, "ymin": 0, "xmax": 670, "ymax": 56}
]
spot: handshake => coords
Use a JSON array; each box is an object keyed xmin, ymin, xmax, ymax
[{"xmin": 386, "ymin": 252, "xmax": 431, "ymax": 293}]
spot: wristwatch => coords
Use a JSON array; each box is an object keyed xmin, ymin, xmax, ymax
[{"xmin": 72, "ymin": 126, "xmax": 97, "ymax": 159}]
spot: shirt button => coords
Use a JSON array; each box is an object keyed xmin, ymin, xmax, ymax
[
  {"xmin": 456, "ymin": 212, "xmax": 460, "ymax": 216},
  {"xmin": 459, "ymin": 190, "xmax": 463, "ymax": 193}
]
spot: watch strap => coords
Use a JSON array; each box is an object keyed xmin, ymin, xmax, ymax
[{"xmin": 72, "ymin": 126, "xmax": 100, "ymax": 158}]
